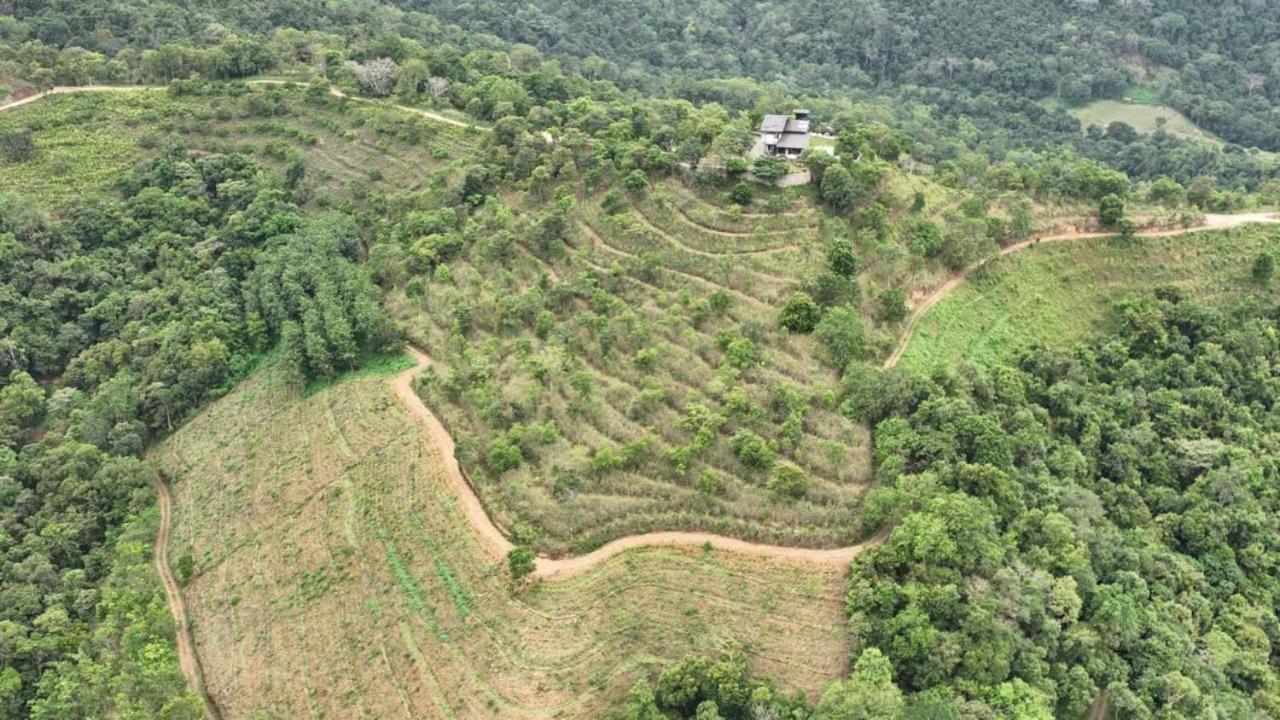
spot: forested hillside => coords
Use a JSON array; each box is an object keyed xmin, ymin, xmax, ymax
[
  {"xmin": 1, "ymin": 0, "xmax": 1280, "ymax": 718},
  {"xmin": 0, "ymin": 140, "xmax": 394, "ymax": 714},
  {"xmin": 404, "ymin": 0, "xmax": 1280, "ymax": 150}
]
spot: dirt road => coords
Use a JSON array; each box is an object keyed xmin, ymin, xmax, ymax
[
  {"xmin": 392, "ymin": 346, "xmax": 891, "ymax": 581},
  {"xmin": 0, "ymin": 81, "xmax": 491, "ymax": 134},
  {"xmin": 883, "ymin": 212, "xmax": 1280, "ymax": 369},
  {"xmin": 153, "ymin": 476, "xmax": 222, "ymax": 720}
]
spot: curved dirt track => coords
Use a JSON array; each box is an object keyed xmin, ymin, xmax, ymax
[
  {"xmin": 393, "ymin": 346, "xmax": 890, "ymax": 581},
  {"xmin": 631, "ymin": 208, "xmax": 799, "ymax": 257},
  {"xmin": 883, "ymin": 212, "xmax": 1280, "ymax": 369},
  {"xmin": 153, "ymin": 476, "xmax": 222, "ymax": 720}
]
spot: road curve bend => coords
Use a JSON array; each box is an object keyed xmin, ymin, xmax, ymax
[{"xmin": 392, "ymin": 346, "xmax": 890, "ymax": 581}]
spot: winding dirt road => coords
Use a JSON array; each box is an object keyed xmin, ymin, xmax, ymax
[
  {"xmin": 883, "ymin": 212, "xmax": 1280, "ymax": 369},
  {"xmin": 153, "ymin": 476, "xmax": 222, "ymax": 720},
  {"xmin": 392, "ymin": 346, "xmax": 891, "ymax": 581}
]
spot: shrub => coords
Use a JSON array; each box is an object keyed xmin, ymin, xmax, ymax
[
  {"xmin": 751, "ymin": 155, "xmax": 788, "ymax": 182},
  {"xmin": 721, "ymin": 337, "xmax": 760, "ymax": 370},
  {"xmin": 729, "ymin": 181, "xmax": 752, "ymax": 205},
  {"xmin": 488, "ymin": 437, "xmax": 523, "ymax": 473},
  {"xmin": 624, "ymin": 168, "xmax": 649, "ymax": 193},
  {"xmin": 730, "ymin": 430, "xmax": 774, "ymax": 469},
  {"xmin": 778, "ymin": 292, "xmax": 822, "ymax": 333},
  {"xmin": 908, "ymin": 220, "xmax": 943, "ymax": 257},
  {"xmin": 814, "ymin": 305, "xmax": 866, "ymax": 371},
  {"xmin": 877, "ymin": 289, "xmax": 909, "ymax": 323},
  {"xmin": 767, "ymin": 463, "xmax": 809, "ymax": 500},
  {"xmin": 507, "ymin": 547, "xmax": 536, "ymax": 580},
  {"xmin": 176, "ymin": 553, "xmax": 195, "ymax": 585},
  {"xmin": 1254, "ymin": 253, "xmax": 1275, "ymax": 285},
  {"xmin": 601, "ymin": 189, "xmax": 627, "ymax": 214},
  {"xmin": 697, "ymin": 470, "xmax": 725, "ymax": 496},
  {"xmin": 0, "ymin": 128, "xmax": 36, "ymax": 162}
]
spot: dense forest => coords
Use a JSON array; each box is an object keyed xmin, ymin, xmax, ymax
[
  {"xmin": 404, "ymin": 0, "xmax": 1280, "ymax": 152},
  {"xmin": 2, "ymin": 0, "xmax": 1279, "ymax": 192}
]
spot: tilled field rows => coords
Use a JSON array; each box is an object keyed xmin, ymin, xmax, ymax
[{"xmin": 156, "ymin": 362, "xmax": 852, "ymax": 719}]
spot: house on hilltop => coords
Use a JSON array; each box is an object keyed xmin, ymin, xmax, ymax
[{"xmin": 759, "ymin": 109, "xmax": 810, "ymax": 158}]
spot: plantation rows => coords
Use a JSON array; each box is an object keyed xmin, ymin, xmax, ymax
[{"xmin": 392, "ymin": 180, "xmax": 875, "ymax": 557}]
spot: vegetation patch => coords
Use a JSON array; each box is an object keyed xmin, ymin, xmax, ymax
[
  {"xmin": 897, "ymin": 225, "xmax": 1280, "ymax": 371},
  {"xmin": 1069, "ymin": 99, "xmax": 1218, "ymax": 143}
]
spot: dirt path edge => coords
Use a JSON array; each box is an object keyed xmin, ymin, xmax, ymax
[
  {"xmin": 153, "ymin": 475, "xmax": 223, "ymax": 720},
  {"xmin": 393, "ymin": 346, "xmax": 891, "ymax": 581}
]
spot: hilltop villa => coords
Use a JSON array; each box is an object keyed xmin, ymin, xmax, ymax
[{"xmin": 759, "ymin": 109, "xmax": 811, "ymax": 158}]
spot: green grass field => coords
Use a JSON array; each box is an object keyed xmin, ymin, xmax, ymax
[
  {"xmin": 897, "ymin": 225, "xmax": 1280, "ymax": 372},
  {"xmin": 1070, "ymin": 99, "xmax": 1216, "ymax": 143}
]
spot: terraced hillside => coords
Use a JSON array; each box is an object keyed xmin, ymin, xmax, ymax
[
  {"xmin": 0, "ymin": 85, "xmax": 482, "ymax": 208},
  {"xmin": 387, "ymin": 175, "xmax": 885, "ymax": 557},
  {"xmin": 155, "ymin": 358, "xmax": 851, "ymax": 719}
]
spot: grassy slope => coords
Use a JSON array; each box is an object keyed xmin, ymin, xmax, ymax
[
  {"xmin": 0, "ymin": 92, "xmax": 161, "ymax": 205},
  {"xmin": 154, "ymin": 359, "xmax": 850, "ymax": 719},
  {"xmin": 897, "ymin": 224, "xmax": 1280, "ymax": 372},
  {"xmin": 1069, "ymin": 99, "xmax": 1217, "ymax": 143},
  {"xmin": 0, "ymin": 87, "xmax": 480, "ymax": 209}
]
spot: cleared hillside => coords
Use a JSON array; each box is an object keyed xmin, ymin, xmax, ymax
[
  {"xmin": 896, "ymin": 222, "xmax": 1280, "ymax": 371},
  {"xmin": 154, "ymin": 358, "xmax": 852, "ymax": 719}
]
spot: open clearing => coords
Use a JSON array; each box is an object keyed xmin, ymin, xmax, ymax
[
  {"xmin": 155, "ymin": 358, "xmax": 853, "ymax": 719},
  {"xmin": 0, "ymin": 85, "xmax": 481, "ymax": 208},
  {"xmin": 894, "ymin": 218, "xmax": 1280, "ymax": 371},
  {"xmin": 1069, "ymin": 99, "xmax": 1217, "ymax": 143}
]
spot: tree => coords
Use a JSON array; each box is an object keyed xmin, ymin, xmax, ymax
[
  {"xmin": 426, "ymin": 76, "xmax": 451, "ymax": 100},
  {"xmin": 507, "ymin": 547, "xmax": 536, "ymax": 580},
  {"xmin": 828, "ymin": 237, "xmax": 861, "ymax": 277},
  {"xmin": 1253, "ymin": 253, "xmax": 1274, "ymax": 285},
  {"xmin": 0, "ymin": 371, "xmax": 43, "ymax": 448},
  {"xmin": 813, "ymin": 305, "xmax": 866, "ymax": 370},
  {"xmin": 804, "ymin": 149, "xmax": 836, "ymax": 185},
  {"xmin": 1098, "ymin": 193, "xmax": 1125, "ymax": 227},
  {"xmin": 729, "ymin": 181, "xmax": 752, "ymax": 205},
  {"xmin": 820, "ymin": 163, "xmax": 859, "ymax": 211},
  {"xmin": 348, "ymin": 58, "xmax": 396, "ymax": 96},
  {"xmin": 814, "ymin": 649, "xmax": 905, "ymax": 720},
  {"xmin": 778, "ymin": 292, "xmax": 822, "ymax": 332}
]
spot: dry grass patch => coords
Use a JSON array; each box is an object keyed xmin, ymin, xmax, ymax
[{"xmin": 156, "ymin": 360, "xmax": 852, "ymax": 719}]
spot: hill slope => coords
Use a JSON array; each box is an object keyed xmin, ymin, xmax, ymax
[{"xmin": 155, "ymin": 357, "xmax": 853, "ymax": 718}]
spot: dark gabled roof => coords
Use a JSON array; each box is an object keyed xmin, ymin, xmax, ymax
[
  {"xmin": 776, "ymin": 133, "xmax": 810, "ymax": 150},
  {"xmin": 760, "ymin": 114, "xmax": 788, "ymax": 133},
  {"xmin": 784, "ymin": 118, "xmax": 810, "ymax": 134}
]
